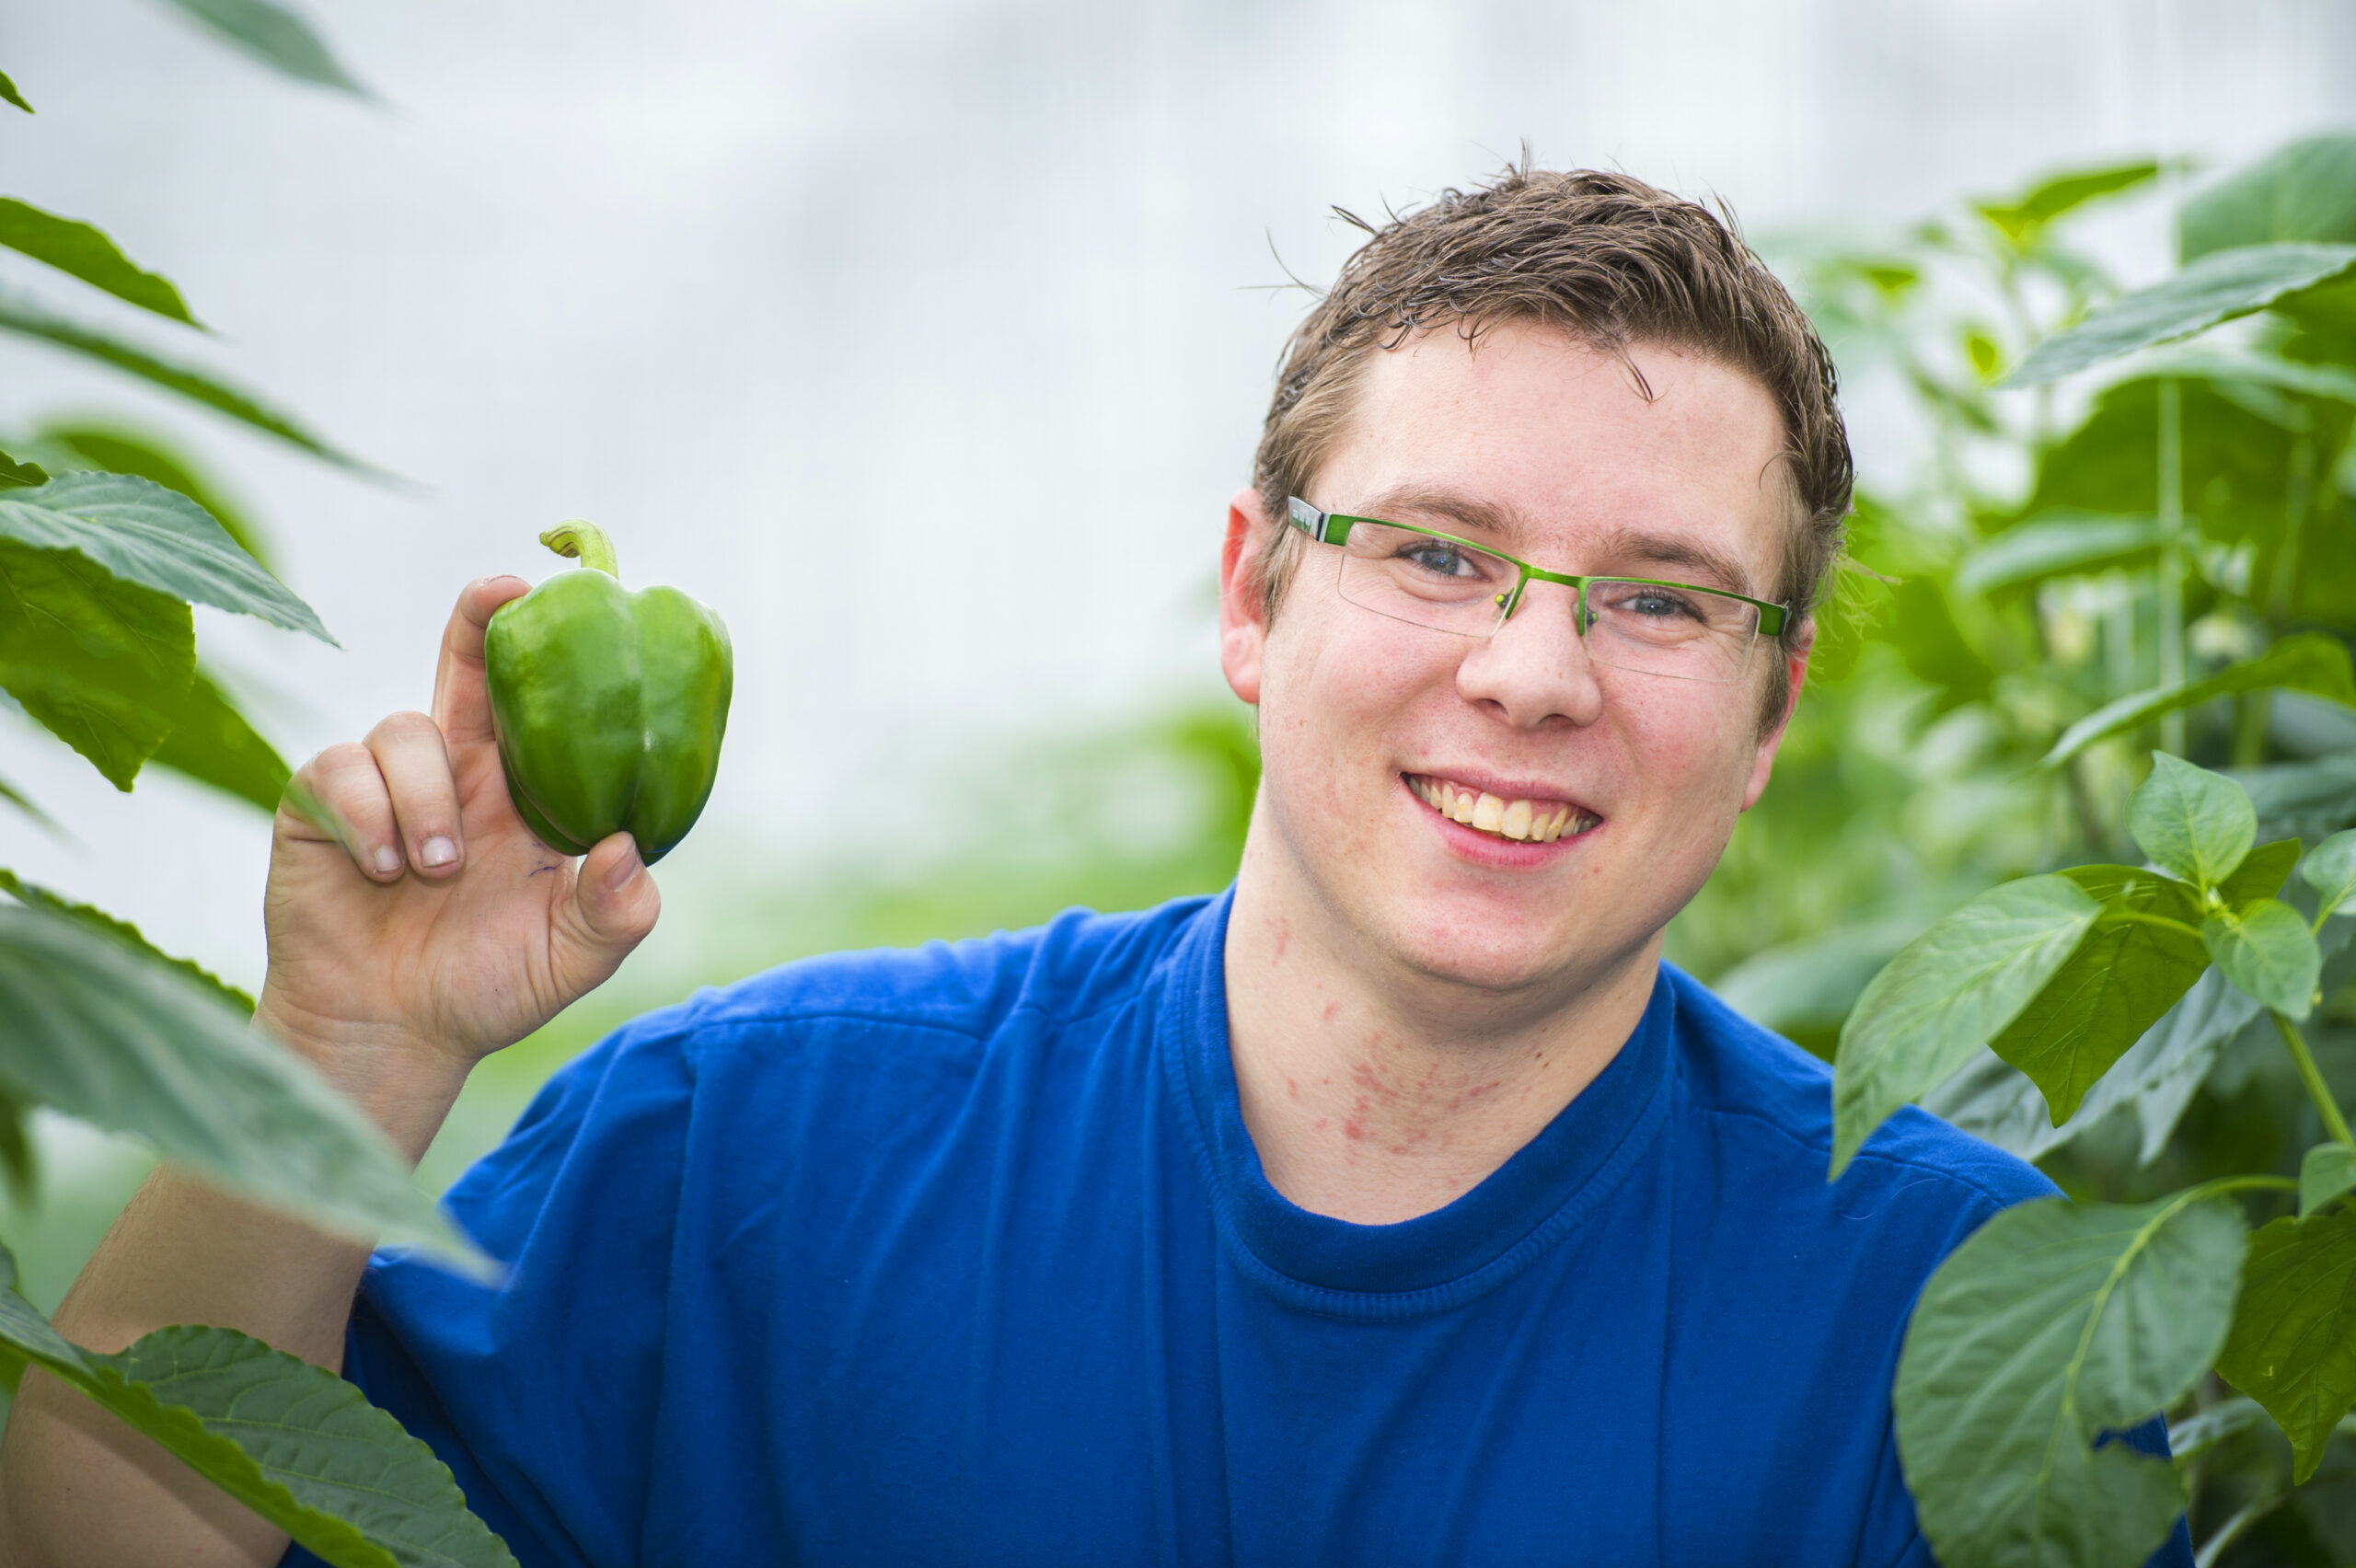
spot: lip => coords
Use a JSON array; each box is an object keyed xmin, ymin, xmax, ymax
[{"xmin": 1400, "ymin": 771, "xmax": 1603, "ymax": 866}]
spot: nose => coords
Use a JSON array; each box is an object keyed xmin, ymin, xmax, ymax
[{"xmin": 1453, "ymin": 578, "xmax": 1605, "ymax": 729}]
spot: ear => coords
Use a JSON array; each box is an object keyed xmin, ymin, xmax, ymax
[
  {"xmin": 1219, "ymin": 487, "xmax": 1273, "ymax": 707},
  {"xmin": 1739, "ymin": 619, "xmax": 1814, "ymax": 812}
]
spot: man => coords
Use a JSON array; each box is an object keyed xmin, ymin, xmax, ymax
[{"xmin": 3, "ymin": 168, "xmax": 2190, "ymax": 1566}]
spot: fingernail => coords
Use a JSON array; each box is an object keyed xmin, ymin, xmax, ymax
[
  {"xmin": 420, "ymin": 836, "xmax": 458, "ymax": 869},
  {"xmin": 606, "ymin": 839, "xmax": 642, "ymax": 892},
  {"xmin": 372, "ymin": 846, "xmax": 402, "ymax": 876}
]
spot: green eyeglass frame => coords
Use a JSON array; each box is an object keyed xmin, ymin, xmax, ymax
[{"xmin": 1285, "ymin": 497, "xmax": 1789, "ymax": 638}]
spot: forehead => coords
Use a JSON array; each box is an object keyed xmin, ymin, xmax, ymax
[{"xmin": 1315, "ymin": 321, "xmax": 1796, "ymax": 588}]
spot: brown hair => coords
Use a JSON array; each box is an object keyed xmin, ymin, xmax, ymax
[{"xmin": 1249, "ymin": 166, "xmax": 1854, "ymax": 729}]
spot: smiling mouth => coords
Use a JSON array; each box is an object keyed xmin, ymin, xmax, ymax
[{"xmin": 1405, "ymin": 774, "xmax": 1601, "ymax": 843}]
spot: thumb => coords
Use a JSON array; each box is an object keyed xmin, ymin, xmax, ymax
[{"xmin": 554, "ymin": 833, "xmax": 662, "ymax": 987}]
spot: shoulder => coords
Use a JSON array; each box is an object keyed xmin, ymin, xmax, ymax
[
  {"xmin": 1661, "ymin": 963, "xmax": 2056, "ymax": 1220},
  {"xmin": 556, "ymin": 895, "xmax": 1211, "ymax": 1098}
]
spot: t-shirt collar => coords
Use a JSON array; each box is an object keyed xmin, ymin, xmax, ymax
[{"xmin": 1159, "ymin": 887, "xmax": 1675, "ymax": 1308}]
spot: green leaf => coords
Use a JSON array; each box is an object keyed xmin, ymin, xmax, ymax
[
  {"xmin": 2218, "ymin": 1205, "xmax": 2356, "ymax": 1482},
  {"xmin": 2219, "ymin": 837, "xmax": 2304, "ymax": 908},
  {"xmin": 2301, "ymin": 1143, "xmax": 2356, "ymax": 1219},
  {"xmin": 0, "ymin": 1245, "xmax": 515, "ymax": 1567},
  {"xmin": 1896, "ymin": 1192, "xmax": 2246, "ymax": 1568},
  {"xmin": 2047, "ymin": 635, "xmax": 2356, "ymax": 767},
  {"xmin": 0, "ymin": 448, "xmax": 48, "ymax": 490},
  {"xmin": 0, "ymin": 904, "xmax": 489, "ymax": 1274},
  {"xmin": 2180, "ymin": 134, "xmax": 2356, "ymax": 262},
  {"xmin": 0, "ymin": 767, "xmax": 59, "ymax": 833},
  {"xmin": 2167, "ymin": 1396, "xmax": 2269, "ymax": 1463},
  {"xmin": 1831, "ymin": 874, "xmax": 2102, "ymax": 1179},
  {"xmin": 1992, "ymin": 867, "xmax": 2210, "ymax": 1125},
  {"xmin": 1977, "ymin": 159, "xmax": 2164, "ymax": 248},
  {"xmin": 0, "ymin": 67, "xmax": 31, "ymax": 114},
  {"xmin": 0, "ymin": 200, "xmax": 200, "ymax": 326},
  {"xmin": 0, "ymin": 289, "xmax": 379, "ymax": 474},
  {"xmin": 2203, "ymin": 899, "xmax": 2323, "ymax": 1019},
  {"xmin": 2304, "ymin": 829, "xmax": 2356, "ymax": 917},
  {"xmin": 0, "ymin": 868, "xmax": 254, "ymax": 1012},
  {"xmin": 1999, "ymin": 243, "xmax": 2356, "ymax": 387},
  {"xmin": 0, "ymin": 472, "xmax": 331, "ymax": 642},
  {"xmin": 149, "ymin": 667, "xmax": 291, "ymax": 811},
  {"xmin": 2126, "ymin": 345, "xmax": 2356, "ymax": 405},
  {"xmin": 32, "ymin": 421, "xmax": 270, "ymax": 569},
  {"xmin": 2128, "ymin": 753, "xmax": 2257, "ymax": 889},
  {"xmin": 153, "ymin": 0, "xmax": 374, "ymax": 98},
  {"xmin": 1955, "ymin": 513, "xmax": 2162, "ymax": 596},
  {"xmin": 0, "ymin": 539, "xmax": 196, "ymax": 790},
  {"xmin": 2235, "ymin": 751, "xmax": 2356, "ymax": 842}
]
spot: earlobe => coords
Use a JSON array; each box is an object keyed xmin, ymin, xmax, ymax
[{"xmin": 1219, "ymin": 489, "xmax": 1270, "ymax": 707}]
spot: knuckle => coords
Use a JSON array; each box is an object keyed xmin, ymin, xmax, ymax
[{"xmin": 365, "ymin": 709, "xmax": 444, "ymax": 752}]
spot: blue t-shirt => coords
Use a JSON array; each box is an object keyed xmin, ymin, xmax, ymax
[{"xmin": 294, "ymin": 892, "xmax": 2193, "ymax": 1567}]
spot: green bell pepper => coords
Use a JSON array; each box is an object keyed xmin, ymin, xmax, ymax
[{"xmin": 484, "ymin": 522, "xmax": 732, "ymax": 864}]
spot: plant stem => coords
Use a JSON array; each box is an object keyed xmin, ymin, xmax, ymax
[
  {"xmin": 2156, "ymin": 377, "xmax": 2186, "ymax": 755},
  {"xmin": 2273, "ymin": 1009, "xmax": 2355, "ymax": 1149},
  {"xmin": 539, "ymin": 521, "xmax": 619, "ymax": 578}
]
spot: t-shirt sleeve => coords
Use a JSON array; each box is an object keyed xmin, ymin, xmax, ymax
[{"xmin": 281, "ymin": 1011, "xmax": 699, "ymax": 1568}]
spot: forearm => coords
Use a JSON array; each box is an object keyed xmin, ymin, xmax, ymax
[{"xmin": 0, "ymin": 1026, "xmax": 467, "ymax": 1568}]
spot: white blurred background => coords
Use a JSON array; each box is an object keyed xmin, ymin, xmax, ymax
[{"xmin": 2, "ymin": 0, "xmax": 2352, "ymax": 997}]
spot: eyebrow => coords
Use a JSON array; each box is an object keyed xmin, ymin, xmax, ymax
[{"xmin": 1350, "ymin": 486, "xmax": 1763, "ymax": 599}]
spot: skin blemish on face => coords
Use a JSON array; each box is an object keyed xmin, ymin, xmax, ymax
[
  {"xmin": 1286, "ymin": 1077, "xmax": 1300, "ymax": 1100},
  {"xmin": 1321, "ymin": 999, "xmax": 1340, "ymax": 1023},
  {"xmin": 1270, "ymin": 917, "xmax": 1290, "ymax": 962}
]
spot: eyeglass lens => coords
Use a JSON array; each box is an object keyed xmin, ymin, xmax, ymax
[{"xmin": 1333, "ymin": 521, "xmax": 1761, "ymax": 684}]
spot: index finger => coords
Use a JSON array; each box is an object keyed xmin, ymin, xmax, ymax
[{"xmin": 431, "ymin": 575, "xmax": 532, "ymax": 747}]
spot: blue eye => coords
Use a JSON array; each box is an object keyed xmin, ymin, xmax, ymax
[{"xmin": 1400, "ymin": 542, "xmax": 1480, "ymax": 579}]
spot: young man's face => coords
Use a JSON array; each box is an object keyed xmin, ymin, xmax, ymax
[{"xmin": 1220, "ymin": 320, "xmax": 1809, "ymax": 999}]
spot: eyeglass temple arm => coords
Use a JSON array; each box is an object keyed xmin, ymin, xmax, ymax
[{"xmin": 1286, "ymin": 496, "xmax": 1354, "ymax": 546}]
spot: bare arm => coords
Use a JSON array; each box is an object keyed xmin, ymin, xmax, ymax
[{"xmin": 0, "ymin": 579, "xmax": 662, "ymax": 1568}]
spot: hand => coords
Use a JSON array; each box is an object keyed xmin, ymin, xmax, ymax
[{"xmin": 256, "ymin": 578, "xmax": 662, "ymax": 1123}]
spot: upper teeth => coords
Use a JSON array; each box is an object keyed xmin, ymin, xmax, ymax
[{"xmin": 1409, "ymin": 776, "xmax": 1595, "ymax": 842}]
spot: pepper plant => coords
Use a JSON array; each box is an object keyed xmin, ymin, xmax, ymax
[
  {"xmin": 0, "ymin": 7, "xmax": 519, "ymax": 1565},
  {"xmin": 1798, "ymin": 139, "xmax": 2356, "ymax": 1565}
]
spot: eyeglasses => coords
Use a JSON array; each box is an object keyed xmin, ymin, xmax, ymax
[{"xmin": 1286, "ymin": 497, "xmax": 1788, "ymax": 686}]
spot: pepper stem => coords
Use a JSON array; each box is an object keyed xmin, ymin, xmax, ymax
[{"xmin": 540, "ymin": 521, "xmax": 619, "ymax": 578}]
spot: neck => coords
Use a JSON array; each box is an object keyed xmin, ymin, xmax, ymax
[{"xmin": 1222, "ymin": 840, "xmax": 1662, "ymax": 1227}]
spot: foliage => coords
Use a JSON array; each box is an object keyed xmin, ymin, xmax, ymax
[
  {"xmin": 0, "ymin": 15, "xmax": 510, "ymax": 1567},
  {"xmin": 1703, "ymin": 135, "xmax": 2356, "ymax": 1564}
]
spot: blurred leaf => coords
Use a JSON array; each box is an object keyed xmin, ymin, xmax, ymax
[
  {"xmin": 0, "ymin": 68, "xmax": 30, "ymax": 114},
  {"xmin": 2221, "ymin": 838, "xmax": 2304, "ymax": 908},
  {"xmin": 0, "ymin": 1082, "xmax": 32, "ymax": 1199},
  {"xmin": 2128, "ymin": 754, "xmax": 2258, "ymax": 889},
  {"xmin": 0, "ymin": 449, "xmax": 47, "ymax": 490},
  {"xmin": 2181, "ymin": 135, "xmax": 2356, "ymax": 263},
  {"xmin": 0, "ymin": 472, "xmax": 331, "ymax": 642},
  {"xmin": 2303, "ymin": 829, "xmax": 2356, "ymax": 917},
  {"xmin": 2127, "ymin": 345, "xmax": 2356, "ymax": 405},
  {"xmin": 32, "ymin": 422, "xmax": 269, "ymax": 569},
  {"xmin": 2300, "ymin": 1143, "xmax": 2356, "ymax": 1218},
  {"xmin": 2236, "ymin": 750, "xmax": 2356, "ymax": 842},
  {"xmin": 2202, "ymin": 899, "xmax": 2321, "ymax": 1019},
  {"xmin": 0, "ymin": 904, "xmax": 490, "ymax": 1274},
  {"xmin": 1896, "ymin": 1192, "xmax": 2244, "ymax": 1568},
  {"xmin": 0, "ymin": 1247, "xmax": 514, "ymax": 1568},
  {"xmin": 2168, "ymin": 1396, "xmax": 2269, "ymax": 1463},
  {"xmin": 0, "ymin": 201, "xmax": 200, "ymax": 326},
  {"xmin": 1977, "ymin": 159, "xmax": 2163, "ymax": 248},
  {"xmin": 2000, "ymin": 243, "xmax": 2356, "ymax": 387},
  {"xmin": 0, "ymin": 289, "xmax": 380, "ymax": 474},
  {"xmin": 0, "ymin": 539, "xmax": 196, "ymax": 790},
  {"xmin": 0, "ymin": 768, "xmax": 58, "ymax": 833},
  {"xmin": 1993, "ymin": 865, "xmax": 2210, "ymax": 1125},
  {"xmin": 2219, "ymin": 1205, "xmax": 2356, "ymax": 1482},
  {"xmin": 2046, "ymin": 635, "xmax": 2356, "ymax": 767},
  {"xmin": 0, "ymin": 867, "xmax": 254, "ymax": 1012},
  {"xmin": 1956, "ymin": 513, "xmax": 2161, "ymax": 595},
  {"xmin": 148, "ymin": 0, "xmax": 372, "ymax": 98},
  {"xmin": 1831, "ymin": 874, "xmax": 2101, "ymax": 1179},
  {"xmin": 150, "ymin": 667, "xmax": 291, "ymax": 812}
]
